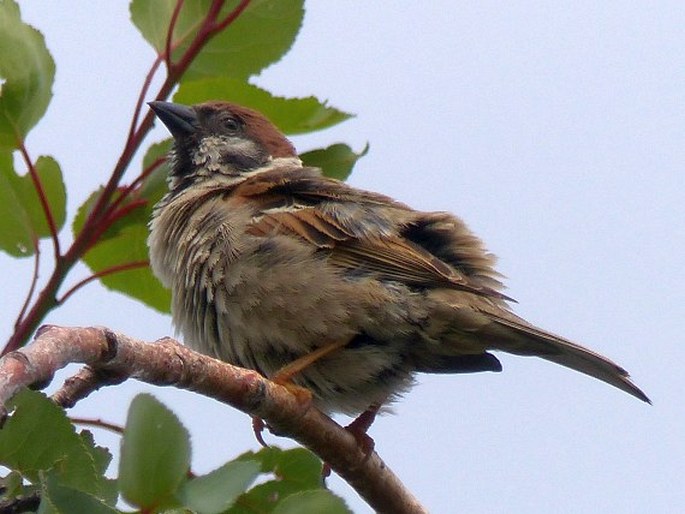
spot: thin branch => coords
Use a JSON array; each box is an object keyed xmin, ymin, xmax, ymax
[
  {"xmin": 13, "ymin": 238, "xmax": 40, "ymax": 332},
  {"xmin": 53, "ymin": 365, "xmax": 127, "ymax": 409},
  {"xmin": 18, "ymin": 143, "xmax": 60, "ymax": 259},
  {"xmin": 165, "ymin": 0, "xmax": 185, "ymax": 69},
  {"xmin": 0, "ymin": 326, "xmax": 429, "ymax": 514},
  {"xmin": 100, "ymin": 158, "xmax": 165, "ymax": 225},
  {"xmin": 123, "ymin": 156, "xmax": 166, "ymax": 199},
  {"xmin": 71, "ymin": 416, "xmax": 124, "ymax": 435},
  {"xmin": 213, "ymin": 0, "xmax": 251, "ymax": 32},
  {"xmin": 57, "ymin": 261, "xmax": 150, "ymax": 305},
  {"xmin": 105, "ymin": 198, "xmax": 148, "ymax": 224},
  {"xmin": 205, "ymin": 0, "xmax": 227, "ymax": 26},
  {"xmin": 127, "ymin": 56, "xmax": 165, "ymax": 148},
  {"xmin": 165, "ymin": 0, "xmax": 243, "ymax": 80},
  {"xmin": 75, "ymin": 199, "xmax": 149, "ymax": 261}
]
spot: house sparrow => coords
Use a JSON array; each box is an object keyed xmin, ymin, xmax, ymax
[{"xmin": 147, "ymin": 100, "xmax": 650, "ymax": 419}]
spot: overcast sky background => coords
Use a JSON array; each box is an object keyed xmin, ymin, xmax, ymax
[{"xmin": 5, "ymin": 2, "xmax": 684, "ymax": 512}]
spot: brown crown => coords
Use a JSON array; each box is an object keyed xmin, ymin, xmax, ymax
[{"xmin": 195, "ymin": 101, "xmax": 297, "ymax": 159}]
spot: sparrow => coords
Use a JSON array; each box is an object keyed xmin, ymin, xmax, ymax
[{"xmin": 147, "ymin": 100, "xmax": 650, "ymax": 421}]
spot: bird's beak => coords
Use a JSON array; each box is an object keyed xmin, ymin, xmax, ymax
[{"xmin": 149, "ymin": 101, "xmax": 198, "ymax": 139}]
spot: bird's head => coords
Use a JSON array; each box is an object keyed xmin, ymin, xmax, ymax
[{"xmin": 149, "ymin": 101, "xmax": 299, "ymax": 189}]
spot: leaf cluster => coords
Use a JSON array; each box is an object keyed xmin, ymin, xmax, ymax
[{"xmin": 0, "ymin": 390, "xmax": 351, "ymax": 513}]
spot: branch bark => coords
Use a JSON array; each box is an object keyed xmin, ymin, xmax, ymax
[{"xmin": 0, "ymin": 325, "xmax": 428, "ymax": 514}]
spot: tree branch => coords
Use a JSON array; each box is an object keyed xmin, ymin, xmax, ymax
[{"xmin": 0, "ymin": 325, "xmax": 428, "ymax": 514}]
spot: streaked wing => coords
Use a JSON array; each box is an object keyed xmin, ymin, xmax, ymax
[{"xmin": 237, "ymin": 169, "xmax": 508, "ymax": 299}]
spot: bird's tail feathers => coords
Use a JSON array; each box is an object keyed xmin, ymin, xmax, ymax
[{"xmin": 487, "ymin": 314, "xmax": 650, "ymax": 403}]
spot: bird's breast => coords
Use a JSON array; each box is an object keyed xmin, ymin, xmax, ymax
[{"xmin": 147, "ymin": 187, "xmax": 432, "ymax": 414}]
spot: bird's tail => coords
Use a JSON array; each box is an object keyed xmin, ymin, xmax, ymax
[{"xmin": 485, "ymin": 313, "xmax": 650, "ymax": 403}]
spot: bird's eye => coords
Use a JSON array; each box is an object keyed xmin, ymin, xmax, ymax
[{"xmin": 222, "ymin": 116, "xmax": 241, "ymax": 133}]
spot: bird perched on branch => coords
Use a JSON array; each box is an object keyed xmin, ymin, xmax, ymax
[{"xmin": 148, "ymin": 100, "xmax": 649, "ymax": 425}]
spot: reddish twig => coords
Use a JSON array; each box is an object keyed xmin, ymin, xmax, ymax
[
  {"xmin": 124, "ymin": 155, "xmax": 167, "ymax": 195},
  {"xmin": 105, "ymin": 198, "xmax": 148, "ymax": 224},
  {"xmin": 101, "ymin": 157, "xmax": 166, "ymax": 224},
  {"xmin": 165, "ymin": 0, "xmax": 186, "ymax": 69},
  {"xmin": 57, "ymin": 261, "xmax": 150, "ymax": 305},
  {"xmin": 71, "ymin": 416, "xmax": 124, "ymax": 435},
  {"xmin": 79, "ymin": 0, "xmax": 252, "ymax": 242},
  {"xmin": 164, "ymin": 0, "xmax": 251, "ymax": 81},
  {"xmin": 126, "ymin": 56, "xmax": 164, "ymax": 149},
  {"xmin": 18, "ymin": 142, "xmax": 60, "ymax": 259},
  {"xmin": 77, "ymin": 199, "xmax": 149, "ymax": 259},
  {"xmin": 214, "ymin": 0, "xmax": 251, "ymax": 32},
  {"xmin": 14, "ymin": 238, "xmax": 41, "ymax": 333}
]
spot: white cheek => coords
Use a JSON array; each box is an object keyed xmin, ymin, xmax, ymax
[
  {"xmin": 192, "ymin": 135, "xmax": 262, "ymax": 171},
  {"xmin": 192, "ymin": 136, "xmax": 225, "ymax": 170}
]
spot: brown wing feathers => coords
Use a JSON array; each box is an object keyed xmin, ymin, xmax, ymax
[
  {"xmin": 247, "ymin": 207, "xmax": 507, "ymax": 298},
  {"xmin": 236, "ymin": 167, "xmax": 649, "ymax": 403}
]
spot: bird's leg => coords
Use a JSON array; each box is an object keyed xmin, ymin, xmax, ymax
[
  {"xmin": 274, "ymin": 339, "xmax": 383, "ymax": 455},
  {"xmin": 271, "ymin": 338, "xmax": 351, "ymax": 384},
  {"xmin": 254, "ymin": 338, "xmax": 351, "ymax": 447}
]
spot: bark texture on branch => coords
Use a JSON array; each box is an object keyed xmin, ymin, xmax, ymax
[{"xmin": 0, "ymin": 325, "xmax": 428, "ymax": 514}]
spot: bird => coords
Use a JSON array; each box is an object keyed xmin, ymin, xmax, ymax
[{"xmin": 147, "ymin": 100, "xmax": 650, "ymax": 423}]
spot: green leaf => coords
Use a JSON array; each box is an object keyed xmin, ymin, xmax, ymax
[
  {"xmin": 228, "ymin": 448, "xmax": 323, "ymax": 513},
  {"xmin": 179, "ymin": 460, "xmax": 260, "ymax": 514},
  {"xmin": 138, "ymin": 138, "xmax": 172, "ymax": 203},
  {"xmin": 0, "ymin": 389, "xmax": 113, "ymax": 501},
  {"xmin": 131, "ymin": 0, "xmax": 303, "ymax": 80},
  {"xmin": 243, "ymin": 447, "xmax": 323, "ymax": 487},
  {"xmin": 72, "ymin": 183, "xmax": 171, "ymax": 313},
  {"xmin": 300, "ymin": 143, "xmax": 369, "ymax": 181},
  {"xmin": 77, "ymin": 431, "xmax": 118, "ymax": 505},
  {"xmin": 174, "ymin": 79, "xmax": 352, "ymax": 135},
  {"xmin": 130, "ymin": 0, "xmax": 174, "ymax": 52},
  {"xmin": 38, "ymin": 471, "xmax": 122, "ymax": 514},
  {"xmin": 119, "ymin": 394, "xmax": 191, "ymax": 510},
  {"xmin": 0, "ymin": 0, "xmax": 55, "ymax": 149},
  {"xmin": 272, "ymin": 490, "xmax": 352, "ymax": 514},
  {"xmin": 189, "ymin": 0, "xmax": 303, "ymax": 80},
  {"xmin": 0, "ymin": 151, "xmax": 66, "ymax": 257}
]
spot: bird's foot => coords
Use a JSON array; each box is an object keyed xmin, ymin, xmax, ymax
[
  {"xmin": 345, "ymin": 404, "xmax": 380, "ymax": 457},
  {"xmin": 271, "ymin": 374, "xmax": 314, "ymax": 405},
  {"xmin": 251, "ymin": 416, "xmax": 269, "ymax": 448},
  {"xmin": 251, "ymin": 376, "xmax": 314, "ymax": 448},
  {"xmin": 321, "ymin": 404, "xmax": 381, "ymax": 478}
]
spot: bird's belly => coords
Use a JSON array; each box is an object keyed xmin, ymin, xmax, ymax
[{"xmin": 172, "ymin": 237, "xmax": 423, "ymax": 414}]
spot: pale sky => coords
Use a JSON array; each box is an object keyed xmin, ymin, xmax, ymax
[{"xmin": 5, "ymin": 2, "xmax": 683, "ymax": 512}]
